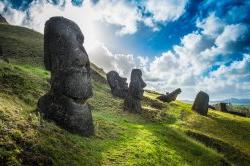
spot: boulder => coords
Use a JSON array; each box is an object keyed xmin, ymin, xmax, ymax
[
  {"xmin": 192, "ymin": 91, "xmax": 209, "ymax": 116},
  {"xmin": 157, "ymin": 88, "xmax": 181, "ymax": 103},
  {"xmin": 37, "ymin": 17, "xmax": 94, "ymax": 136},
  {"xmin": 124, "ymin": 69, "xmax": 146, "ymax": 113},
  {"xmin": 106, "ymin": 71, "xmax": 128, "ymax": 98}
]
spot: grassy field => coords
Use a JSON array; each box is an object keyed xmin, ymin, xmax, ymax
[{"xmin": 0, "ymin": 23, "xmax": 250, "ymax": 165}]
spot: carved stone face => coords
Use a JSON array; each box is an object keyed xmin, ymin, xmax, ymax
[
  {"xmin": 44, "ymin": 17, "xmax": 92, "ymax": 100},
  {"xmin": 129, "ymin": 69, "xmax": 146, "ymax": 99},
  {"xmin": 106, "ymin": 71, "xmax": 128, "ymax": 98},
  {"xmin": 107, "ymin": 71, "xmax": 128, "ymax": 90}
]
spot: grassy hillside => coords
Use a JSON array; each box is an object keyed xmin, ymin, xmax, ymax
[{"xmin": 0, "ymin": 23, "xmax": 250, "ymax": 165}]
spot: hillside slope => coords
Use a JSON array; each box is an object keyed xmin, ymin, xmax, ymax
[{"xmin": 0, "ymin": 23, "xmax": 250, "ymax": 165}]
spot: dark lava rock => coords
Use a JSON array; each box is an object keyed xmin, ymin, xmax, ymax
[
  {"xmin": 37, "ymin": 17, "xmax": 94, "ymax": 136},
  {"xmin": 157, "ymin": 88, "xmax": 182, "ymax": 103},
  {"xmin": 106, "ymin": 71, "xmax": 128, "ymax": 98},
  {"xmin": 192, "ymin": 91, "xmax": 209, "ymax": 116},
  {"xmin": 0, "ymin": 14, "xmax": 8, "ymax": 24},
  {"xmin": 124, "ymin": 69, "xmax": 146, "ymax": 113},
  {"xmin": 218, "ymin": 103, "xmax": 228, "ymax": 112}
]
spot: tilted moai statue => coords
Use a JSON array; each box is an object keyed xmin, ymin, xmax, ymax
[
  {"xmin": 192, "ymin": 91, "xmax": 209, "ymax": 116},
  {"xmin": 157, "ymin": 88, "xmax": 182, "ymax": 103},
  {"xmin": 37, "ymin": 17, "xmax": 94, "ymax": 136},
  {"xmin": 106, "ymin": 71, "xmax": 128, "ymax": 98},
  {"xmin": 124, "ymin": 69, "xmax": 146, "ymax": 113}
]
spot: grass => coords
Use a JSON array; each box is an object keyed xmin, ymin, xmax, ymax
[
  {"xmin": 0, "ymin": 22, "xmax": 250, "ymax": 165},
  {"xmin": 0, "ymin": 61, "xmax": 226, "ymax": 165}
]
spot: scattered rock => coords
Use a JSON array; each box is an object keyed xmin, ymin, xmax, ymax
[
  {"xmin": 37, "ymin": 17, "xmax": 94, "ymax": 136},
  {"xmin": 157, "ymin": 88, "xmax": 182, "ymax": 103},
  {"xmin": 208, "ymin": 105, "xmax": 216, "ymax": 110},
  {"xmin": 106, "ymin": 71, "xmax": 128, "ymax": 98},
  {"xmin": 124, "ymin": 69, "xmax": 146, "ymax": 113},
  {"xmin": 192, "ymin": 91, "xmax": 209, "ymax": 116}
]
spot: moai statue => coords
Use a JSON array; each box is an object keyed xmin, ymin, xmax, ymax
[
  {"xmin": 157, "ymin": 88, "xmax": 182, "ymax": 103},
  {"xmin": 37, "ymin": 17, "xmax": 94, "ymax": 136},
  {"xmin": 124, "ymin": 69, "xmax": 146, "ymax": 113},
  {"xmin": 106, "ymin": 71, "xmax": 128, "ymax": 98},
  {"xmin": 192, "ymin": 91, "xmax": 209, "ymax": 116},
  {"xmin": 218, "ymin": 103, "xmax": 228, "ymax": 112}
]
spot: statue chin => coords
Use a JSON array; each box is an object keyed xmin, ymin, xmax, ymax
[{"xmin": 63, "ymin": 69, "xmax": 92, "ymax": 100}]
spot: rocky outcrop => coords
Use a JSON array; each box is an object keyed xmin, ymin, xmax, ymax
[
  {"xmin": 192, "ymin": 91, "xmax": 209, "ymax": 116},
  {"xmin": 0, "ymin": 14, "xmax": 8, "ymax": 24},
  {"xmin": 157, "ymin": 88, "xmax": 181, "ymax": 103},
  {"xmin": 37, "ymin": 17, "xmax": 94, "ymax": 136},
  {"xmin": 124, "ymin": 69, "xmax": 146, "ymax": 113},
  {"xmin": 106, "ymin": 71, "xmax": 128, "ymax": 98}
]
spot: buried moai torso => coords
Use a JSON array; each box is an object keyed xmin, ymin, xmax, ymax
[
  {"xmin": 157, "ymin": 88, "xmax": 182, "ymax": 103},
  {"xmin": 124, "ymin": 69, "xmax": 146, "ymax": 113},
  {"xmin": 106, "ymin": 71, "xmax": 128, "ymax": 98},
  {"xmin": 38, "ymin": 17, "xmax": 94, "ymax": 136},
  {"xmin": 192, "ymin": 91, "xmax": 209, "ymax": 116}
]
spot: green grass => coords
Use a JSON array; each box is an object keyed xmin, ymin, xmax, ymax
[
  {"xmin": 0, "ymin": 61, "xmax": 226, "ymax": 165},
  {"xmin": 1, "ymin": 22, "xmax": 250, "ymax": 166}
]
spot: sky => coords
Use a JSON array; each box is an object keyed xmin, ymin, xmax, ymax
[{"xmin": 0, "ymin": 0, "xmax": 250, "ymax": 100}]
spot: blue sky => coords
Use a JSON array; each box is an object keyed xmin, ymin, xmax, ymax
[{"xmin": 1, "ymin": 0, "xmax": 250, "ymax": 100}]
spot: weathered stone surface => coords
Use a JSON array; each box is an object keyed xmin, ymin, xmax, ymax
[
  {"xmin": 192, "ymin": 91, "xmax": 209, "ymax": 116},
  {"xmin": 37, "ymin": 17, "xmax": 94, "ymax": 136},
  {"xmin": 124, "ymin": 69, "xmax": 146, "ymax": 113},
  {"xmin": 157, "ymin": 88, "xmax": 182, "ymax": 103},
  {"xmin": 106, "ymin": 71, "xmax": 128, "ymax": 98}
]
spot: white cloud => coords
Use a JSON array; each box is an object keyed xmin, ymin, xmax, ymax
[
  {"xmin": 215, "ymin": 24, "xmax": 248, "ymax": 53},
  {"xmin": 88, "ymin": 43, "xmax": 142, "ymax": 78},
  {"xmin": 0, "ymin": 2, "xmax": 5, "ymax": 12},
  {"xmin": 196, "ymin": 12, "xmax": 225, "ymax": 37},
  {"xmin": 145, "ymin": 0, "xmax": 188, "ymax": 22},
  {"xmin": 81, "ymin": 11, "xmax": 250, "ymax": 100},
  {"xmin": 94, "ymin": 0, "xmax": 141, "ymax": 35},
  {"xmin": 1, "ymin": 1, "xmax": 249, "ymax": 100},
  {"xmin": 197, "ymin": 54, "xmax": 250, "ymax": 99}
]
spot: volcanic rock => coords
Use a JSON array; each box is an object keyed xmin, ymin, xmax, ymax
[
  {"xmin": 106, "ymin": 71, "xmax": 128, "ymax": 98},
  {"xmin": 124, "ymin": 69, "xmax": 146, "ymax": 113},
  {"xmin": 37, "ymin": 17, "xmax": 94, "ymax": 136}
]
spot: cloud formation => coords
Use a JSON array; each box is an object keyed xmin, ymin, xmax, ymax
[
  {"xmin": 1, "ymin": 0, "xmax": 249, "ymax": 100},
  {"xmin": 90, "ymin": 12, "xmax": 250, "ymax": 100}
]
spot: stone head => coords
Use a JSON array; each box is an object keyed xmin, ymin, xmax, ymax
[
  {"xmin": 129, "ymin": 69, "xmax": 146, "ymax": 99},
  {"xmin": 107, "ymin": 71, "xmax": 128, "ymax": 90},
  {"xmin": 130, "ymin": 69, "xmax": 146, "ymax": 88},
  {"xmin": 44, "ymin": 17, "xmax": 92, "ymax": 100}
]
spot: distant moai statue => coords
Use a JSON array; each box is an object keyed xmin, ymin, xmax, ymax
[
  {"xmin": 192, "ymin": 91, "xmax": 209, "ymax": 116},
  {"xmin": 124, "ymin": 69, "xmax": 146, "ymax": 113},
  {"xmin": 106, "ymin": 71, "xmax": 128, "ymax": 98},
  {"xmin": 219, "ymin": 103, "xmax": 228, "ymax": 112},
  {"xmin": 157, "ymin": 88, "xmax": 182, "ymax": 102},
  {"xmin": 37, "ymin": 17, "xmax": 94, "ymax": 136}
]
